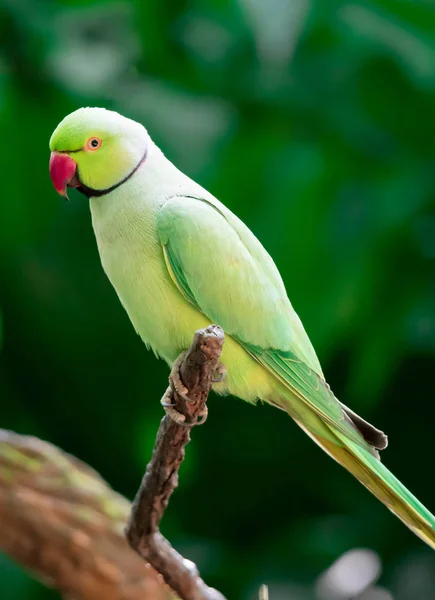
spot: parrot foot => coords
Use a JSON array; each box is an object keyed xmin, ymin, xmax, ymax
[
  {"xmin": 160, "ymin": 387, "xmax": 208, "ymax": 427},
  {"xmin": 169, "ymin": 352, "xmax": 190, "ymax": 403},
  {"xmin": 160, "ymin": 354, "xmax": 209, "ymax": 426},
  {"xmin": 212, "ymin": 363, "xmax": 227, "ymax": 383}
]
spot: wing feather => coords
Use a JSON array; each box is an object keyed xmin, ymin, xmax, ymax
[{"xmin": 158, "ymin": 195, "xmax": 376, "ymax": 452}]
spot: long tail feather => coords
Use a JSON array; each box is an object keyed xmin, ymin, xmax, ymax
[{"xmin": 296, "ymin": 420, "xmax": 435, "ymax": 549}]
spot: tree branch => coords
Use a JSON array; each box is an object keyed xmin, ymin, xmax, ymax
[
  {"xmin": 126, "ymin": 324, "xmax": 227, "ymax": 600},
  {"xmin": 0, "ymin": 430, "xmax": 171, "ymax": 600},
  {"xmin": 0, "ymin": 325, "xmax": 228, "ymax": 600}
]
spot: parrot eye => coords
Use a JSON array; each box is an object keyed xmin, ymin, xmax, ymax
[{"xmin": 86, "ymin": 137, "xmax": 102, "ymax": 151}]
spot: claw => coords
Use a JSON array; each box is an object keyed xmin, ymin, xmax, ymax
[
  {"xmin": 212, "ymin": 363, "xmax": 227, "ymax": 383},
  {"xmin": 161, "ymin": 351, "xmax": 212, "ymax": 426},
  {"xmin": 164, "ymin": 404, "xmax": 188, "ymax": 425},
  {"xmin": 169, "ymin": 378, "xmax": 191, "ymax": 403},
  {"xmin": 161, "ymin": 400, "xmax": 176, "ymax": 408},
  {"xmin": 169, "ymin": 352, "xmax": 192, "ymax": 402},
  {"xmin": 163, "ymin": 403, "xmax": 208, "ymax": 427},
  {"xmin": 160, "ymin": 385, "xmax": 208, "ymax": 427},
  {"xmin": 195, "ymin": 405, "xmax": 208, "ymax": 425}
]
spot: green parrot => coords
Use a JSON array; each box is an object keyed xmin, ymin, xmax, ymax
[{"xmin": 49, "ymin": 107, "xmax": 435, "ymax": 549}]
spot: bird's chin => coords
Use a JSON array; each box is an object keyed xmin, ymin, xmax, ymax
[
  {"xmin": 65, "ymin": 171, "xmax": 94, "ymax": 198},
  {"xmin": 67, "ymin": 172, "xmax": 81, "ymax": 189},
  {"xmin": 74, "ymin": 185, "xmax": 92, "ymax": 198},
  {"xmin": 67, "ymin": 173, "xmax": 90, "ymax": 197}
]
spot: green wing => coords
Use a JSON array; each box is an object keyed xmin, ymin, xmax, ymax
[
  {"xmin": 158, "ymin": 195, "xmax": 369, "ymax": 450},
  {"xmin": 158, "ymin": 195, "xmax": 435, "ymax": 549}
]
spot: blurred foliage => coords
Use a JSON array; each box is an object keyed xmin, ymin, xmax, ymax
[{"xmin": 1, "ymin": 0, "xmax": 435, "ymax": 598}]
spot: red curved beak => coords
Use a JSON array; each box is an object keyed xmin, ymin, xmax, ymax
[{"xmin": 49, "ymin": 152, "xmax": 78, "ymax": 200}]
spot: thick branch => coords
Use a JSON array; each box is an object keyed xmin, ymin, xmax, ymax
[
  {"xmin": 126, "ymin": 324, "xmax": 227, "ymax": 600},
  {"xmin": 0, "ymin": 325, "xmax": 228, "ymax": 600},
  {"xmin": 0, "ymin": 430, "xmax": 171, "ymax": 600}
]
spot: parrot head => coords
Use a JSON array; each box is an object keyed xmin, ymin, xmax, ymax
[{"xmin": 49, "ymin": 107, "xmax": 147, "ymax": 199}]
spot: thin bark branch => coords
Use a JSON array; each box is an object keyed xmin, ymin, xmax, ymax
[
  {"xmin": 0, "ymin": 430, "xmax": 171, "ymax": 600},
  {"xmin": 126, "ymin": 324, "xmax": 227, "ymax": 600}
]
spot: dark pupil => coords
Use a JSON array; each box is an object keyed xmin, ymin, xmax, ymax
[{"xmin": 91, "ymin": 139, "xmax": 99, "ymax": 147}]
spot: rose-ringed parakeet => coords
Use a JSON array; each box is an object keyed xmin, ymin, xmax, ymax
[{"xmin": 49, "ymin": 107, "xmax": 435, "ymax": 549}]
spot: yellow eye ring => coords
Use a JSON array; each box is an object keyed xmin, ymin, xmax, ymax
[{"xmin": 86, "ymin": 137, "xmax": 102, "ymax": 151}]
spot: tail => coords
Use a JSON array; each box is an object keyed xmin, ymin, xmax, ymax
[{"xmin": 297, "ymin": 420, "xmax": 435, "ymax": 549}]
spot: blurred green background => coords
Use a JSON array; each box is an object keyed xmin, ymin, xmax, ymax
[{"xmin": 1, "ymin": 0, "xmax": 435, "ymax": 598}]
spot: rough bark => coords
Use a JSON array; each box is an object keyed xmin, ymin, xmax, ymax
[{"xmin": 0, "ymin": 429, "xmax": 171, "ymax": 600}]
